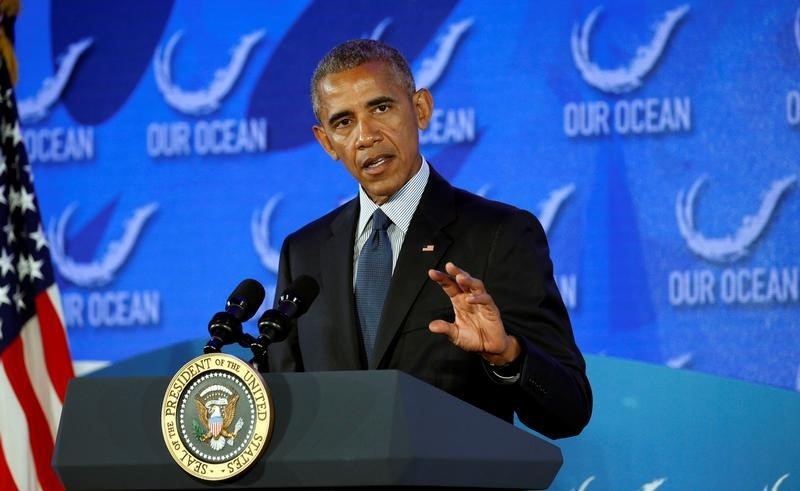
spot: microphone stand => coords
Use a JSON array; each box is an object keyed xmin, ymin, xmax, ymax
[
  {"xmin": 203, "ymin": 312, "xmax": 270, "ymax": 372},
  {"xmin": 237, "ymin": 333, "xmax": 270, "ymax": 373}
]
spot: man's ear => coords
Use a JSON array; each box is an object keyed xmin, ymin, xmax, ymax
[
  {"xmin": 312, "ymin": 125, "xmax": 339, "ymax": 160},
  {"xmin": 413, "ymin": 88, "xmax": 434, "ymax": 130}
]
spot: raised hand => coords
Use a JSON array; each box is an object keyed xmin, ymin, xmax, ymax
[{"xmin": 428, "ymin": 262, "xmax": 521, "ymax": 366}]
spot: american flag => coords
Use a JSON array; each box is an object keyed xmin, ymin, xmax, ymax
[{"xmin": 0, "ymin": 22, "xmax": 73, "ymax": 491}]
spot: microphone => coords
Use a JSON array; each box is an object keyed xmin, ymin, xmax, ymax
[
  {"xmin": 255, "ymin": 275, "xmax": 320, "ymax": 348},
  {"xmin": 204, "ymin": 279, "xmax": 266, "ymax": 354}
]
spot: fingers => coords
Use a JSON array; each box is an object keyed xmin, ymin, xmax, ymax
[
  {"xmin": 429, "ymin": 262, "xmax": 491, "ymax": 305},
  {"xmin": 428, "ymin": 267, "xmax": 463, "ymax": 298},
  {"xmin": 466, "ymin": 292, "xmax": 493, "ymax": 305},
  {"xmin": 445, "ymin": 262, "xmax": 486, "ymax": 294},
  {"xmin": 428, "ymin": 319, "xmax": 458, "ymax": 344}
]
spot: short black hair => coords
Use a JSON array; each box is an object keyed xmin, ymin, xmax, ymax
[{"xmin": 310, "ymin": 39, "xmax": 416, "ymax": 121}]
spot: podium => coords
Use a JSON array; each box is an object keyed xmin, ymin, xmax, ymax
[{"xmin": 53, "ymin": 370, "xmax": 562, "ymax": 489}]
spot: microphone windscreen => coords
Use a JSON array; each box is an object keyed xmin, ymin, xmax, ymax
[
  {"xmin": 282, "ymin": 275, "xmax": 320, "ymax": 316},
  {"xmin": 227, "ymin": 278, "xmax": 266, "ymax": 321}
]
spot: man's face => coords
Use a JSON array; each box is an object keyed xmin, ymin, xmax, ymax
[{"xmin": 312, "ymin": 61, "xmax": 433, "ymax": 205}]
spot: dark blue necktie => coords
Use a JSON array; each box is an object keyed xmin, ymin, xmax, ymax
[{"xmin": 355, "ymin": 209, "xmax": 393, "ymax": 364}]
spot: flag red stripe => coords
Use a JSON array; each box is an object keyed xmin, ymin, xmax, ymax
[
  {"xmin": 35, "ymin": 290, "xmax": 74, "ymax": 401},
  {"xmin": 3, "ymin": 337, "xmax": 64, "ymax": 491},
  {"xmin": 0, "ymin": 444, "xmax": 20, "ymax": 491}
]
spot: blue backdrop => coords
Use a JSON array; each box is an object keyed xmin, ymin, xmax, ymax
[{"xmin": 13, "ymin": 0, "xmax": 800, "ymax": 488}]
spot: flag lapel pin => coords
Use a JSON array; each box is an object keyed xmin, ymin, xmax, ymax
[{"xmin": 422, "ymin": 244, "xmax": 435, "ymax": 252}]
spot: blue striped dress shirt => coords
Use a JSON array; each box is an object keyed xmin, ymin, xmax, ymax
[{"xmin": 352, "ymin": 158, "xmax": 430, "ymax": 287}]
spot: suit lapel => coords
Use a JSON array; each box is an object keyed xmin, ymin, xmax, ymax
[
  {"xmin": 371, "ymin": 169, "xmax": 456, "ymax": 369},
  {"xmin": 320, "ymin": 200, "xmax": 363, "ymax": 369}
]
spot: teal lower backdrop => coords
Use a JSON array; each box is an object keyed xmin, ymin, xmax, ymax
[
  {"xmin": 546, "ymin": 357, "xmax": 799, "ymax": 490},
  {"xmin": 94, "ymin": 347, "xmax": 800, "ymax": 490}
]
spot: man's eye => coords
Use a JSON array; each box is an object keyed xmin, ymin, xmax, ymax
[
  {"xmin": 375, "ymin": 104, "xmax": 389, "ymax": 113},
  {"xmin": 334, "ymin": 118, "xmax": 351, "ymax": 128}
]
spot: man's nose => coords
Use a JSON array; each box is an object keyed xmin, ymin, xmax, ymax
[{"xmin": 356, "ymin": 119, "xmax": 381, "ymax": 147}]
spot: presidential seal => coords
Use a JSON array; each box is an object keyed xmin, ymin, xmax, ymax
[{"xmin": 161, "ymin": 353, "xmax": 273, "ymax": 481}]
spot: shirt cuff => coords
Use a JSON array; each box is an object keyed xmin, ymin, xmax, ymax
[{"xmin": 483, "ymin": 354, "xmax": 524, "ymax": 385}]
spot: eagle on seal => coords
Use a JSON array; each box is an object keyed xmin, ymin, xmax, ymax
[{"xmin": 194, "ymin": 393, "xmax": 240, "ymax": 444}]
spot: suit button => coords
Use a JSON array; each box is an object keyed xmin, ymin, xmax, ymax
[
  {"xmin": 528, "ymin": 377, "xmax": 547, "ymax": 394},
  {"xmin": 528, "ymin": 378, "xmax": 546, "ymax": 394}
]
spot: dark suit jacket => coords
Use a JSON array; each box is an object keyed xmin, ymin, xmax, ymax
[{"xmin": 268, "ymin": 167, "xmax": 592, "ymax": 439}]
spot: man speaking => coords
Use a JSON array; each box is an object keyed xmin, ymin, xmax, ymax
[{"xmin": 268, "ymin": 39, "xmax": 591, "ymax": 439}]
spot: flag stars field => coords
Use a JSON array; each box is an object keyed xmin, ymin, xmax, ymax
[
  {"xmin": 0, "ymin": 248, "xmax": 14, "ymax": 276},
  {"xmin": 24, "ymin": 254, "xmax": 44, "ymax": 281},
  {"xmin": 17, "ymin": 253, "xmax": 30, "ymax": 280},
  {"xmin": 0, "ymin": 284, "xmax": 10, "ymax": 307},
  {"xmin": 2, "ymin": 219, "xmax": 15, "ymax": 243},
  {"xmin": 30, "ymin": 224, "xmax": 48, "ymax": 251},
  {"xmin": 8, "ymin": 184, "xmax": 19, "ymax": 211},
  {"xmin": 18, "ymin": 186, "xmax": 36, "ymax": 213},
  {"xmin": 12, "ymin": 289, "xmax": 24, "ymax": 311}
]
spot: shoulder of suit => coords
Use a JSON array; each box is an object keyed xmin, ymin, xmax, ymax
[
  {"xmin": 450, "ymin": 186, "xmax": 540, "ymax": 226},
  {"xmin": 284, "ymin": 198, "xmax": 356, "ymax": 243}
]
